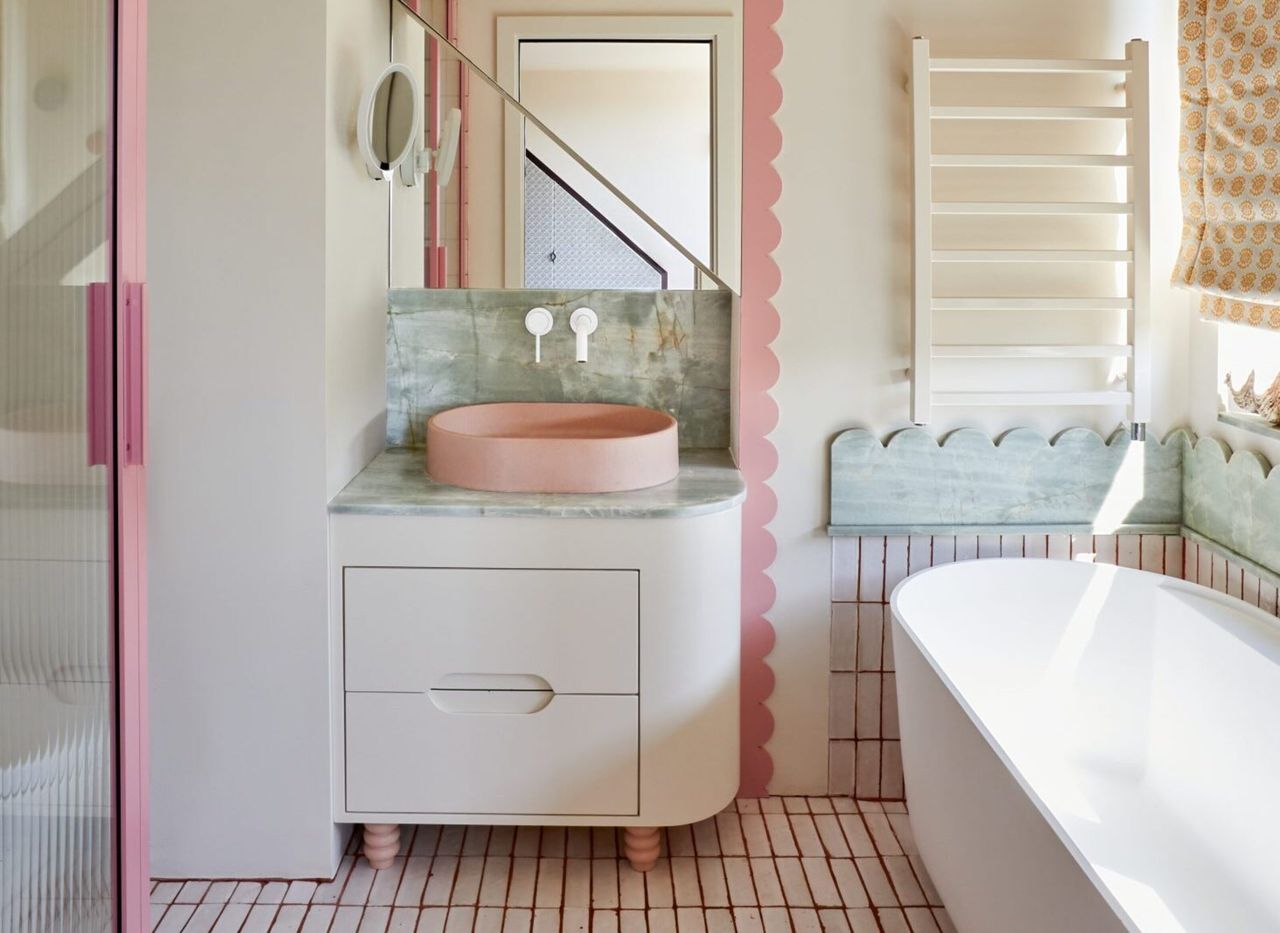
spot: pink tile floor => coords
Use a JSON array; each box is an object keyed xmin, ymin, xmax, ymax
[{"xmin": 150, "ymin": 798, "xmax": 952, "ymax": 933}]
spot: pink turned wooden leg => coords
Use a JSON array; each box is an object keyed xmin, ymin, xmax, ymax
[
  {"xmin": 623, "ymin": 826, "xmax": 661, "ymax": 872},
  {"xmin": 362, "ymin": 823, "xmax": 400, "ymax": 870}
]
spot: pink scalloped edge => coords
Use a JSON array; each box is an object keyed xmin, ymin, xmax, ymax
[{"xmin": 738, "ymin": 0, "xmax": 782, "ymax": 797}]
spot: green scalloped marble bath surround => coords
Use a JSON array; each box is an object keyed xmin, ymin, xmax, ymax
[
  {"xmin": 829, "ymin": 425, "xmax": 1280, "ymax": 578},
  {"xmin": 830, "ymin": 426, "xmax": 1189, "ymax": 532},
  {"xmin": 1182, "ymin": 435, "xmax": 1280, "ymax": 577},
  {"xmin": 386, "ymin": 288, "xmax": 732, "ymax": 450}
]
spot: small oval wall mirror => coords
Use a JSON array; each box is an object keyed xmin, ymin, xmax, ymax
[{"xmin": 358, "ymin": 63, "xmax": 420, "ymax": 180}]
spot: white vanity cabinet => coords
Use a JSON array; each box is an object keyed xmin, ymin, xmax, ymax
[
  {"xmin": 342, "ymin": 566, "xmax": 641, "ymax": 817},
  {"xmin": 328, "ymin": 449, "xmax": 744, "ymax": 871}
]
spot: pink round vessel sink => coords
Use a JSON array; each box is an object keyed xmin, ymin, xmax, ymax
[{"xmin": 425, "ymin": 402, "xmax": 679, "ymax": 494}]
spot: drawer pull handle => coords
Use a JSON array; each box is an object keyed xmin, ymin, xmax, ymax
[
  {"xmin": 428, "ymin": 689, "xmax": 553, "ymax": 715},
  {"xmin": 432, "ymin": 673, "xmax": 553, "ymax": 692}
]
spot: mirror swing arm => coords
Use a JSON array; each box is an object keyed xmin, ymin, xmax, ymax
[
  {"xmin": 386, "ymin": 0, "xmax": 730, "ymax": 291},
  {"xmin": 408, "ymin": 107, "xmax": 462, "ymax": 189}
]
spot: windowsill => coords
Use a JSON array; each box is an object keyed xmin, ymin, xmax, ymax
[{"xmin": 1218, "ymin": 410, "xmax": 1280, "ymax": 441}]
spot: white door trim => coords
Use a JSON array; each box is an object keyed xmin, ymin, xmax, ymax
[{"xmin": 496, "ymin": 14, "xmax": 741, "ymax": 291}]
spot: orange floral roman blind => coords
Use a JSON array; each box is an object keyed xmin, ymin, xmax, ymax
[{"xmin": 1174, "ymin": 0, "xmax": 1280, "ymax": 329}]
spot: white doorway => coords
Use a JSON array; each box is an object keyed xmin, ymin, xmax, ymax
[{"xmin": 498, "ymin": 16, "xmax": 741, "ymax": 291}]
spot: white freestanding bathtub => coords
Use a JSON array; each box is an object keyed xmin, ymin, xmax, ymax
[{"xmin": 891, "ymin": 558, "xmax": 1280, "ymax": 933}]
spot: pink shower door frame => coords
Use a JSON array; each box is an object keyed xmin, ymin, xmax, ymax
[{"xmin": 115, "ymin": 0, "xmax": 149, "ymax": 929}]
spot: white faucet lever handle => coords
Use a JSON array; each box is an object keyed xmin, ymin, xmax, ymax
[
  {"xmin": 525, "ymin": 307, "xmax": 554, "ymax": 363},
  {"xmin": 569, "ymin": 308, "xmax": 598, "ymax": 363}
]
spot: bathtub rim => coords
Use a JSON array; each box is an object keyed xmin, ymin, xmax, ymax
[{"xmin": 889, "ymin": 557, "xmax": 1280, "ymax": 933}]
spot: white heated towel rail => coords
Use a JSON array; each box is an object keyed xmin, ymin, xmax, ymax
[{"xmin": 909, "ymin": 38, "xmax": 1151, "ymax": 428}]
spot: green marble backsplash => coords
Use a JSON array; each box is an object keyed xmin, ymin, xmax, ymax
[{"xmin": 386, "ymin": 289, "xmax": 732, "ymax": 449}]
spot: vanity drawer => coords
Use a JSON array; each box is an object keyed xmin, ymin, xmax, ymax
[
  {"xmin": 343, "ymin": 567, "xmax": 638, "ymax": 694},
  {"xmin": 345, "ymin": 692, "xmax": 639, "ymax": 816}
]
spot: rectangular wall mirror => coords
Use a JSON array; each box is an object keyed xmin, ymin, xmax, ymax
[{"xmin": 397, "ymin": 0, "xmax": 741, "ymax": 293}]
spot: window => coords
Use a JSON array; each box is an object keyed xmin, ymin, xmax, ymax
[{"xmin": 1218, "ymin": 324, "xmax": 1280, "ymax": 433}]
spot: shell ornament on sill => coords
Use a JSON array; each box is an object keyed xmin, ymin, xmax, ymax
[{"xmin": 1225, "ymin": 370, "xmax": 1280, "ymax": 426}]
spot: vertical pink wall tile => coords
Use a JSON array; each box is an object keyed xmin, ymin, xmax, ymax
[
  {"xmin": 1260, "ymin": 580, "xmax": 1279, "ymax": 616},
  {"xmin": 855, "ymin": 606, "xmax": 883, "ymax": 672},
  {"xmin": 1094, "ymin": 535, "xmax": 1119, "ymax": 564},
  {"xmin": 977, "ymin": 535, "xmax": 1001, "ymax": 559},
  {"xmin": 831, "ymin": 604, "xmax": 857, "ymax": 671},
  {"xmin": 1071, "ymin": 534, "xmax": 1094, "ymax": 560},
  {"xmin": 880, "ymin": 743, "xmax": 905, "ymax": 800},
  {"xmin": 1243, "ymin": 572, "xmax": 1261, "ymax": 607},
  {"xmin": 854, "ymin": 743, "xmax": 881, "ymax": 799},
  {"xmin": 858, "ymin": 538, "xmax": 886, "ymax": 602},
  {"xmin": 1227, "ymin": 563, "xmax": 1244, "ymax": 599},
  {"xmin": 1164, "ymin": 536, "xmax": 1185, "ymax": 577},
  {"xmin": 954, "ymin": 535, "xmax": 978, "ymax": 562},
  {"xmin": 827, "ymin": 742, "xmax": 854, "ymax": 796},
  {"xmin": 907, "ymin": 536, "xmax": 932, "ymax": 576},
  {"xmin": 881, "ymin": 675, "xmax": 899, "ymax": 741},
  {"xmin": 884, "ymin": 537, "xmax": 909, "ymax": 597},
  {"xmin": 1210, "ymin": 553, "xmax": 1226, "ymax": 592},
  {"xmin": 999, "ymin": 535, "xmax": 1025, "ymax": 557},
  {"xmin": 854, "ymin": 675, "xmax": 882, "ymax": 740},
  {"xmin": 1024, "ymin": 535, "xmax": 1048, "ymax": 559},
  {"xmin": 1118, "ymin": 536, "xmax": 1141, "ymax": 569},
  {"xmin": 930, "ymin": 536, "xmax": 956, "ymax": 565},
  {"xmin": 1046, "ymin": 535, "xmax": 1072, "ymax": 560},
  {"xmin": 828, "ymin": 673, "xmax": 856, "ymax": 740},
  {"xmin": 831, "ymin": 538, "xmax": 859, "ymax": 602},
  {"xmin": 1139, "ymin": 535, "xmax": 1165, "ymax": 573}
]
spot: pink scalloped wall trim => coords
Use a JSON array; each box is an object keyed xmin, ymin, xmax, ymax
[{"xmin": 738, "ymin": 0, "xmax": 782, "ymax": 797}]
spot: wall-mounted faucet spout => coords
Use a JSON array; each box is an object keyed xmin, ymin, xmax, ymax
[{"xmin": 570, "ymin": 308, "xmax": 598, "ymax": 363}]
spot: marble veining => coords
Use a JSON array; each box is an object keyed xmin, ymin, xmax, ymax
[
  {"xmin": 386, "ymin": 289, "xmax": 731, "ymax": 450},
  {"xmin": 829, "ymin": 425, "xmax": 1280, "ymax": 578},
  {"xmin": 1218, "ymin": 411, "xmax": 1280, "ymax": 442},
  {"xmin": 830, "ymin": 427, "xmax": 1187, "ymax": 534},
  {"xmin": 330, "ymin": 447, "xmax": 745, "ymax": 519},
  {"xmin": 1183, "ymin": 435, "xmax": 1280, "ymax": 576}
]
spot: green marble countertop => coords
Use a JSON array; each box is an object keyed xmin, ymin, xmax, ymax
[{"xmin": 329, "ymin": 447, "xmax": 745, "ymax": 519}]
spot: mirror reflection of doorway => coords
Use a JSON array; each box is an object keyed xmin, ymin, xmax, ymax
[
  {"xmin": 523, "ymin": 150, "xmax": 669, "ymax": 290},
  {"xmin": 511, "ymin": 35, "xmax": 722, "ymax": 290}
]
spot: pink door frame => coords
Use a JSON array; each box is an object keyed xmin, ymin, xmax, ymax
[{"xmin": 115, "ymin": 0, "xmax": 149, "ymax": 928}]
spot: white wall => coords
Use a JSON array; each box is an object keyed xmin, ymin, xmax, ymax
[
  {"xmin": 766, "ymin": 0, "xmax": 1195, "ymax": 792},
  {"xmin": 392, "ymin": 15, "xmax": 429, "ymax": 290},
  {"xmin": 328, "ymin": 4, "xmax": 427, "ymax": 498},
  {"xmin": 149, "ymin": 0, "xmax": 422, "ymax": 877}
]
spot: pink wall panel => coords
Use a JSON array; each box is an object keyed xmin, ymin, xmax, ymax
[{"xmin": 738, "ymin": 0, "xmax": 784, "ymax": 797}]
